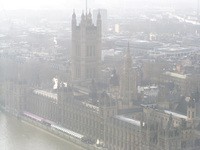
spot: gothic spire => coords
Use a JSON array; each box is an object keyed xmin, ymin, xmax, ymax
[
  {"xmin": 87, "ymin": 9, "xmax": 92, "ymax": 25},
  {"xmin": 97, "ymin": 10, "xmax": 101, "ymax": 21},
  {"xmin": 125, "ymin": 42, "xmax": 132, "ymax": 69},
  {"xmin": 72, "ymin": 9, "xmax": 77, "ymax": 30},
  {"xmin": 81, "ymin": 10, "xmax": 86, "ymax": 23},
  {"xmin": 72, "ymin": 9, "xmax": 76, "ymax": 18},
  {"xmin": 88, "ymin": 9, "xmax": 92, "ymax": 18},
  {"xmin": 86, "ymin": 0, "xmax": 88, "ymax": 15}
]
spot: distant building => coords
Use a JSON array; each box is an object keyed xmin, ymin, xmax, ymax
[
  {"xmin": 3, "ymin": 9, "xmax": 200, "ymax": 150},
  {"xmin": 4, "ymin": 80, "xmax": 200, "ymax": 150},
  {"xmin": 115, "ymin": 40, "xmax": 163, "ymax": 56},
  {"xmin": 162, "ymin": 71, "xmax": 200, "ymax": 96},
  {"xmin": 157, "ymin": 47, "xmax": 198, "ymax": 58},
  {"xmin": 114, "ymin": 24, "xmax": 120, "ymax": 33},
  {"xmin": 120, "ymin": 45, "xmax": 137, "ymax": 107}
]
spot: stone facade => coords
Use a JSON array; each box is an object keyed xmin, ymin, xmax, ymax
[
  {"xmin": 71, "ymin": 11, "xmax": 101, "ymax": 82},
  {"xmin": 4, "ymin": 78, "xmax": 200, "ymax": 150},
  {"xmin": 2, "ymin": 11, "xmax": 200, "ymax": 150}
]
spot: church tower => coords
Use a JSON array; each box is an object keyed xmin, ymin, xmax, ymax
[
  {"xmin": 99, "ymin": 91, "xmax": 117, "ymax": 144},
  {"xmin": 157, "ymin": 115, "xmax": 181, "ymax": 150},
  {"xmin": 187, "ymin": 98, "xmax": 196, "ymax": 121},
  {"xmin": 71, "ymin": 10, "xmax": 102, "ymax": 83},
  {"xmin": 57, "ymin": 81, "xmax": 74, "ymax": 125},
  {"xmin": 120, "ymin": 44, "xmax": 137, "ymax": 106}
]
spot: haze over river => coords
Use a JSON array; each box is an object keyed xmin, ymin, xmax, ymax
[{"xmin": 0, "ymin": 112, "xmax": 84, "ymax": 150}]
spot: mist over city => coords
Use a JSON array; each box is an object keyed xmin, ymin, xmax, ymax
[
  {"xmin": 0, "ymin": 0, "xmax": 199, "ymax": 9},
  {"xmin": 1, "ymin": 0, "xmax": 200, "ymax": 150}
]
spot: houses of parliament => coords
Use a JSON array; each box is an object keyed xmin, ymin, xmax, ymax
[{"xmin": 3, "ymin": 10, "xmax": 200, "ymax": 150}]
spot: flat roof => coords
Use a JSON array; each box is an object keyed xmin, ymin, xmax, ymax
[
  {"xmin": 51, "ymin": 124, "xmax": 84, "ymax": 139},
  {"xmin": 33, "ymin": 90, "xmax": 57, "ymax": 100},
  {"xmin": 165, "ymin": 71, "xmax": 187, "ymax": 79},
  {"xmin": 164, "ymin": 110, "xmax": 187, "ymax": 119},
  {"xmin": 115, "ymin": 115, "xmax": 140, "ymax": 126}
]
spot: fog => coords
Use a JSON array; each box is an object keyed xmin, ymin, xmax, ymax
[
  {"xmin": 1, "ymin": 0, "xmax": 200, "ymax": 150},
  {"xmin": 0, "ymin": 0, "xmax": 198, "ymax": 10}
]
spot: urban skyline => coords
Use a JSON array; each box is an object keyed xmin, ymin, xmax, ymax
[
  {"xmin": 1, "ymin": 1, "xmax": 200, "ymax": 150},
  {"xmin": 0, "ymin": 0, "xmax": 199, "ymax": 10}
]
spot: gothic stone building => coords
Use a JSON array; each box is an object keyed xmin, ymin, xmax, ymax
[
  {"xmin": 3, "ymin": 12, "xmax": 200, "ymax": 150},
  {"xmin": 71, "ymin": 10, "xmax": 101, "ymax": 82},
  {"xmin": 4, "ymin": 79, "xmax": 200, "ymax": 150}
]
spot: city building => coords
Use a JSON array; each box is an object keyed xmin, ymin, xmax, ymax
[
  {"xmin": 162, "ymin": 71, "xmax": 200, "ymax": 96},
  {"xmin": 119, "ymin": 44, "xmax": 137, "ymax": 107},
  {"xmin": 71, "ymin": 10, "xmax": 102, "ymax": 83},
  {"xmin": 2, "ymin": 10, "xmax": 200, "ymax": 150}
]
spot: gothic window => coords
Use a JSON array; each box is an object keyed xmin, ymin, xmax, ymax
[
  {"xmin": 89, "ymin": 68, "xmax": 92, "ymax": 78},
  {"xmin": 192, "ymin": 112, "xmax": 194, "ymax": 118},
  {"xmin": 93, "ymin": 46, "xmax": 96, "ymax": 56},
  {"xmin": 76, "ymin": 44, "xmax": 80, "ymax": 56},
  {"xmin": 91, "ymin": 68, "xmax": 94, "ymax": 78},
  {"xmin": 188, "ymin": 111, "xmax": 190, "ymax": 118},
  {"xmin": 86, "ymin": 46, "xmax": 89, "ymax": 56},
  {"xmin": 86, "ymin": 67, "xmax": 89, "ymax": 79},
  {"xmin": 91, "ymin": 46, "xmax": 93, "ymax": 56},
  {"xmin": 76, "ymin": 66, "xmax": 81, "ymax": 78},
  {"xmin": 76, "ymin": 67, "xmax": 78, "ymax": 78},
  {"xmin": 89, "ymin": 46, "xmax": 92, "ymax": 56},
  {"xmin": 86, "ymin": 67, "xmax": 96, "ymax": 79},
  {"xmin": 92, "ymin": 68, "xmax": 96, "ymax": 78},
  {"xmin": 195, "ymin": 139, "xmax": 200, "ymax": 146},
  {"xmin": 86, "ymin": 45, "xmax": 96, "ymax": 57},
  {"xmin": 107, "ymin": 111, "xmax": 109, "ymax": 117},
  {"xmin": 76, "ymin": 45, "xmax": 78, "ymax": 55}
]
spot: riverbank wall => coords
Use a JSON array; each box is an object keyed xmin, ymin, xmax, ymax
[{"xmin": 1, "ymin": 107, "xmax": 107, "ymax": 150}]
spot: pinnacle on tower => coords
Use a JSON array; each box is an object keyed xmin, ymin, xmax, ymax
[
  {"xmin": 88, "ymin": 9, "xmax": 92, "ymax": 18},
  {"xmin": 72, "ymin": 9, "xmax": 77, "ymax": 28},
  {"xmin": 127, "ymin": 42, "xmax": 131, "ymax": 55},
  {"xmin": 125, "ymin": 42, "xmax": 132, "ymax": 68},
  {"xmin": 87, "ymin": 9, "xmax": 92, "ymax": 25},
  {"xmin": 97, "ymin": 10, "xmax": 101, "ymax": 19},
  {"xmin": 81, "ymin": 10, "xmax": 86, "ymax": 24},
  {"xmin": 72, "ymin": 9, "xmax": 76, "ymax": 18},
  {"xmin": 97, "ymin": 10, "xmax": 102, "ymax": 32},
  {"xmin": 86, "ymin": 0, "xmax": 88, "ymax": 15},
  {"xmin": 81, "ymin": 10, "xmax": 85, "ymax": 18}
]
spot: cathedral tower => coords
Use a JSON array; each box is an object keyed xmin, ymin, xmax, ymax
[
  {"xmin": 99, "ymin": 91, "xmax": 117, "ymax": 144},
  {"xmin": 71, "ymin": 10, "xmax": 102, "ymax": 83},
  {"xmin": 120, "ymin": 43, "xmax": 137, "ymax": 106},
  {"xmin": 187, "ymin": 98, "xmax": 196, "ymax": 121},
  {"xmin": 57, "ymin": 82, "xmax": 74, "ymax": 124}
]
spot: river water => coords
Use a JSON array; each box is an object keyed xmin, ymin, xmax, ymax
[{"xmin": 0, "ymin": 112, "xmax": 84, "ymax": 150}]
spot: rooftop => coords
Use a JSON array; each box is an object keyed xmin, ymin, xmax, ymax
[
  {"xmin": 115, "ymin": 115, "xmax": 141, "ymax": 127},
  {"xmin": 164, "ymin": 110, "xmax": 187, "ymax": 119},
  {"xmin": 82, "ymin": 102, "xmax": 99, "ymax": 112},
  {"xmin": 165, "ymin": 71, "xmax": 187, "ymax": 79},
  {"xmin": 33, "ymin": 89, "xmax": 57, "ymax": 101}
]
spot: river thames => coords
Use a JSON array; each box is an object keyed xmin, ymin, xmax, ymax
[{"xmin": 0, "ymin": 112, "xmax": 84, "ymax": 150}]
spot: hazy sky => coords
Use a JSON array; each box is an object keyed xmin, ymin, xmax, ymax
[
  {"xmin": 0, "ymin": 0, "xmax": 67, "ymax": 9},
  {"xmin": 0, "ymin": 0, "xmax": 198, "ymax": 10}
]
